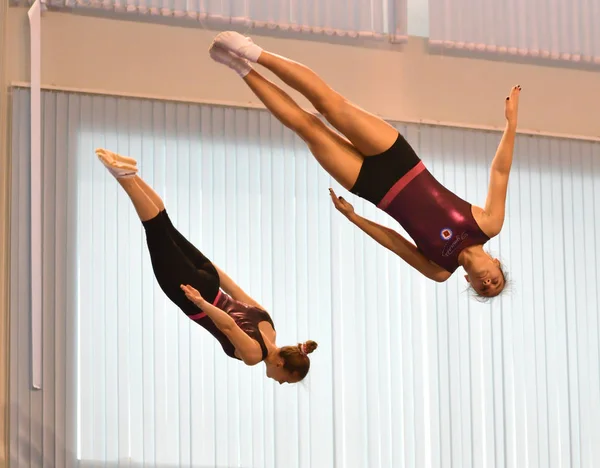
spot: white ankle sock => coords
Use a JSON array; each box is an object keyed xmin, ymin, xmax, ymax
[
  {"xmin": 106, "ymin": 164, "xmax": 137, "ymax": 179},
  {"xmin": 213, "ymin": 31, "xmax": 263, "ymax": 63},
  {"xmin": 209, "ymin": 43, "xmax": 252, "ymax": 77}
]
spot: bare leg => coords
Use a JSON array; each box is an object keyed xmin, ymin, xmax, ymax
[
  {"xmin": 258, "ymin": 52, "xmax": 398, "ymax": 156},
  {"xmin": 96, "ymin": 148, "xmax": 161, "ymax": 221},
  {"xmin": 132, "ymin": 176, "xmax": 165, "ymax": 212},
  {"xmin": 242, "ymin": 70, "xmax": 363, "ymax": 190},
  {"xmin": 117, "ymin": 178, "xmax": 160, "ymax": 222},
  {"xmin": 208, "ymin": 45, "xmax": 363, "ymax": 189},
  {"xmin": 213, "ymin": 32, "xmax": 398, "ymax": 156}
]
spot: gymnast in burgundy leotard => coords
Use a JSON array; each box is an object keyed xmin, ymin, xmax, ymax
[
  {"xmin": 377, "ymin": 160, "xmax": 491, "ymax": 274},
  {"xmin": 336, "ymin": 104, "xmax": 520, "ymax": 299},
  {"xmin": 208, "ymin": 32, "xmax": 520, "ymax": 298},
  {"xmin": 339, "ymin": 120, "xmax": 517, "ymax": 299},
  {"xmin": 96, "ymin": 148, "xmax": 318, "ymax": 384}
]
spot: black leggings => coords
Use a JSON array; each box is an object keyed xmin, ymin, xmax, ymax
[{"xmin": 142, "ymin": 210, "xmax": 220, "ymax": 316}]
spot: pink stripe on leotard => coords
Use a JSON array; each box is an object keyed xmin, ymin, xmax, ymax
[
  {"xmin": 377, "ymin": 161, "xmax": 426, "ymax": 210},
  {"xmin": 188, "ymin": 289, "xmax": 223, "ymax": 321}
]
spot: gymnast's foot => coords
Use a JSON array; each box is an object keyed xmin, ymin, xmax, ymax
[
  {"xmin": 95, "ymin": 148, "xmax": 137, "ymax": 179},
  {"xmin": 209, "ymin": 42, "xmax": 253, "ymax": 77},
  {"xmin": 212, "ymin": 31, "xmax": 263, "ymax": 63},
  {"xmin": 111, "ymin": 151, "xmax": 137, "ymax": 166}
]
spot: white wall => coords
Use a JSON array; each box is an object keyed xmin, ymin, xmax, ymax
[
  {"xmin": 10, "ymin": 88, "xmax": 600, "ymax": 468},
  {"xmin": 7, "ymin": 7, "xmax": 600, "ymax": 140}
]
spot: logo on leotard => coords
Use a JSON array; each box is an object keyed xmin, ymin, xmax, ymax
[
  {"xmin": 442, "ymin": 232, "xmax": 469, "ymax": 257},
  {"xmin": 440, "ymin": 228, "xmax": 453, "ymax": 240}
]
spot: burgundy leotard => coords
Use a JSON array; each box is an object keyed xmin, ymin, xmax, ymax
[
  {"xmin": 379, "ymin": 161, "xmax": 490, "ymax": 273},
  {"xmin": 189, "ymin": 290, "xmax": 274, "ymax": 361}
]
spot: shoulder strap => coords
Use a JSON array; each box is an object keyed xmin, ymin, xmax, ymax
[
  {"xmin": 254, "ymin": 309, "xmax": 274, "ymax": 361},
  {"xmin": 256, "ymin": 332, "xmax": 269, "ymax": 361}
]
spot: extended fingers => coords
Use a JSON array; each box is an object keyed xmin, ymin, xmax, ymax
[
  {"xmin": 329, "ymin": 188, "xmax": 343, "ymax": 205},
  {"xmin": 507, "ymin": 85, "xmax": 522, "ymax": 100},
  {"xmin": 329, "ymin": 188, "xmax": 347, "ymax": 201},
  {"xmin": 180, "ymin": 284, "xmax": 196, "ymax": 295}
]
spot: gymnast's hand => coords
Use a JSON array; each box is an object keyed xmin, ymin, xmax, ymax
[
  {"xmin": 181, "ymin": 284, "xmax": 206, "ymax": 308},
  {"xmin": 329, "ymin": 188, "xmax": 355, "ymax": 217},
  {"xmin": 505, "ymin": 85, "xmax": 521, "ymax": 127}
]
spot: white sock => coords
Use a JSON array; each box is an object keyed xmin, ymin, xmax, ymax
[
  {"xmin": 209, "ymin": 43, "xmax": 252, "ymax": 77},
  {"xmin": 106, "ymin": 164, "xmax": 137, "ymax": 179},
  {"xmin": 213, "ymin": 31, "xmax": 263, "ymax": 63}
]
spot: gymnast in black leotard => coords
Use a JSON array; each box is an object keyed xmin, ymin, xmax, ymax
[{"xmin": 96, "ymin": 148, "xmax": 317, "ymax": 384}]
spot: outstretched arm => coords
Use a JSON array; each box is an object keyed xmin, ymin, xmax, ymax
[
  {"xmin": 329, "ymin": 190, "xmax": 451, "ymax": 282},
  {"xmin": 481, "ymin": 85, "xmax": 521, "ymax": 237},
  {"xmin": 181, "ymin": 285, "xmax": 263, "ymax": 365},
  {"xmin": 212, "ymin": 264, "xmax": 266, "ymax": 310}
]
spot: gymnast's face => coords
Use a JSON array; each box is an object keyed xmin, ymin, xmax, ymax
[
  {"xmin": 265, "ymin": 362, "xmax": 299, "ymax": 385},
  {"xmin": 465, "ymin": 257, "xmax": 505, "ymax": 297}
]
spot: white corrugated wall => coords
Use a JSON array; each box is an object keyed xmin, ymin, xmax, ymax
[
  {"xmin": 9, "ymin": 88, "xmax": 600, "ymax": 467},
  {"xmin": 429, "ymin": 0, "xmax": 600, "ymax": 64}
]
